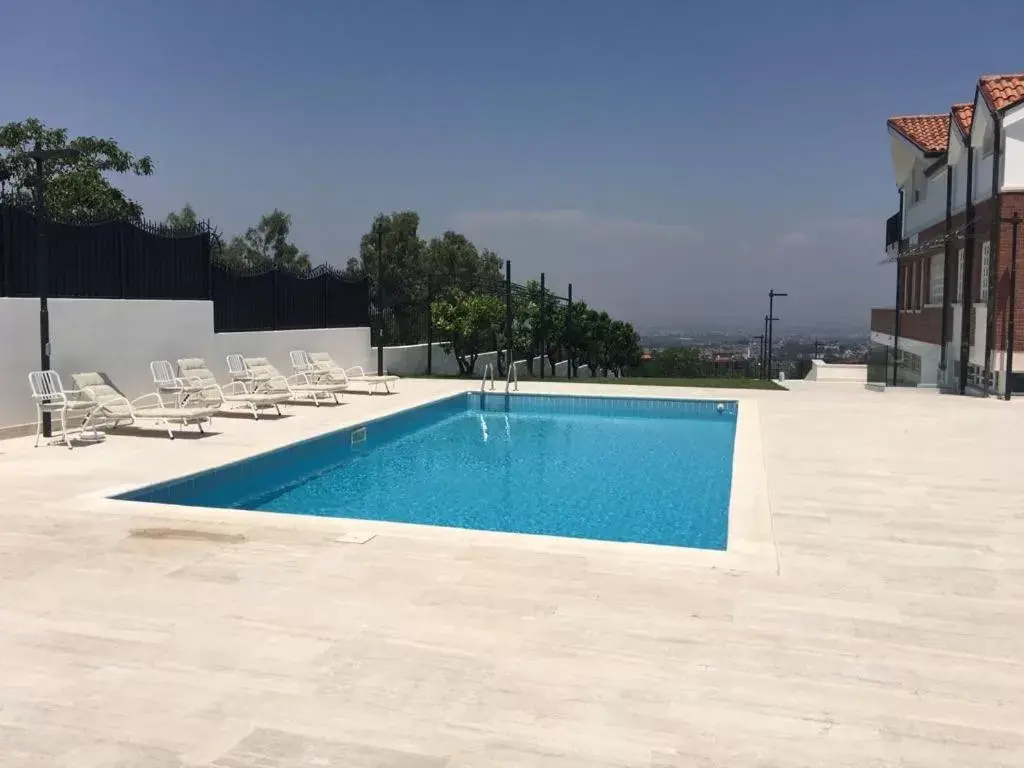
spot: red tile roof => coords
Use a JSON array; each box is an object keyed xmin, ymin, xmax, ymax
[
  {"xmin": 979, "ymin": 74, "xmax": 1024, "ymax": 111},
  {"xmin": 887, "ymin": 114, "xmax": 950, "ymax": 153},
  {"xmin": 951, "ymin": 103, "xmax": 974, "ymax": 136}
]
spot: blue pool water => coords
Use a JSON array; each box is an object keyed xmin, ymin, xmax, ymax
[{"xmin": 116, "ymin": 393, "xmax": 738, "ymax": 550}]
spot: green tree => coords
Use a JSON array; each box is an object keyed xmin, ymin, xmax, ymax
[
  {"xmin": 424, "ymin": 231, "xmax": 503, "ymax": 292},
  {"xmin": 579, "ymin": 309, "xmax": 611, "ymax": 377},
  {"xmin": 0, "ymin": 118, "xmax": 154, "ymax": 220},
  {"xmin": 432, "ymin": 290, "xmax": 505, "ymax": 375},
  {"xmin": 606, "ymin": 320, "xmax": 642, "ymax": 374},
  {"xmin": 515, "ymin": 279, "xmax": 562, "ymax": 376},
  {"xmin": 340, "ymin": 256, "xmax": 364, "ymax": 280},
  {"xmin": 359, "ymin": 211, "xmax": 426, "ymax": 306},
  {"xmin": 643, "ymin": 347, "xmax": 702, "ymax": 378},
  {"xmin": 359, "ymin": 211, "xmax": 427, "ymax": 344},
  {"xmin": 222, "ymin": 209, "xmax": 311, "ymax": 273},
  {"xmin": 164, "ymin": 203, "xmax": 199, "ymax": 231}
]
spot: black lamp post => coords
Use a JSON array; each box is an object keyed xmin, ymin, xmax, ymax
[
  {"xmin": 375, "ymin": 217, "xmax": 385, "ymax": 376},
  {"xmin": 767, "ymin": 290, "xmax": 787, "ymax": 379},
  {"xmin": 27, "ymin": 142, "xmax": 81, "ymax": 438},
  {"xmin": 762, "ymin": 314, "xmax": 769, "ymax": 378}
]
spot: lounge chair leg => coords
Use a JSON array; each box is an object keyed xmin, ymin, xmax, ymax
[
  {"xmin": 60, "ymin": 408, "xmax": 71, "ymax": 449},
  {"xmin": 274, "ymin": 404, "xmax": 281, "ymax": 416}
]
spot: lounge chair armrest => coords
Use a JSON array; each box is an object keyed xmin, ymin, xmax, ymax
[
  {"xmin": 344, "ymin": 366, "xmax": 367, "ymax": 378},
  {"xmin": 221, "ymin": 380, "xmax": 249, "ymax": 396},
  {"xmin": 285, "ymin": 372, "xmax": 312, "ymax": 386},
  {"xmin": 130, "ymin": 392, "xmax": 164, "ymax": 409}
]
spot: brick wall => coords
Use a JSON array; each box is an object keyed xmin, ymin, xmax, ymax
[
  {"xmin": 870, "ymin": 307, "xmax": 943, "ymax": 345},
  {"xmin": 993, "ymin": 193, "xmax": 1024, "ymax": 352}
]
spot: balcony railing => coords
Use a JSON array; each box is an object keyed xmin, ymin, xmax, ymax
[{"xmin": 885, "ymin": 211, "xmax": 901, "ymax": 258}]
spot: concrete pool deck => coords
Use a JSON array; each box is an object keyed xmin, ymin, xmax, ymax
[{"xmin": 1, "ymin": 379, "xmax": 1022, "ymax": 766}]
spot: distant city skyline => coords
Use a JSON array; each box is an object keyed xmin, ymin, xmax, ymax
[{"xmin": 6, "ymin": 1, "xmax": 1024, "ymax": 328}]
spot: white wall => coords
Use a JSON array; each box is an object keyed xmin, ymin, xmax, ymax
[
  {"xmin": 380, "ymin": 342, "xmax": 500, "ymax": 376},
  {"xmin": 973, "ymin": 152, "xmax": 995, "ymax": 202},
  {"xmin": 1001, "ymin": 102, "xmax": 1024, "ymax": 191},
  {"xmin": 805, "ymin": 360, "xmax": 868, "ymax": 383},
  {"xmin": 950, "ymin": 129, "xmax": 968, "ymax": 213},
  {"xmin": 1, "ymin": 297, "xmax": 371, "ymax": 430},
  {"xmin": 0, "ymin": 299, "xmax": 44, "ymax": 430},
  {"xmin": 903, "ymin": 165, "xmax": 947, "ymax": 237}
]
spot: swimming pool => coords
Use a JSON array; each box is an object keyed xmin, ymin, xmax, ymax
[{"xmin": 116, "ymin": 393, "xmax": 739, "ymax": 550}]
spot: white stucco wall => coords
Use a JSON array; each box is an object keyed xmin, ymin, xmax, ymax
[
  {"xmin": 1, "ymin": 297, "xmax": 371, "ymax": 430},
  {"xmin": 805, "ymin": 360, "xmax": 867, "ymax": 383},
  {"xmin": 973, "ymin": 152, "xmax": 995, "ymax": 203},
  {"xmin": 903, "ymin": 166, "xmax": 947, "ymax": 237},
  {"xmin": 1001, "ymin": 102, "xmax": 1024, "ymax": 191},
  {"xmin": 949, "ymin": 129, "xmax": 969, "ymax": 214}
]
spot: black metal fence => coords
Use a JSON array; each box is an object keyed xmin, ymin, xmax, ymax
[
  {"xmin": 0, "ymin": 203, "xmax": 212, "ymax": 299},
  {"xmin": 371, "ymin": 269, "xmax": 578, "ymax": 377},
  {"xmin": 0, "ymin": 204, "xmax": 369, "ymax": 332},
  {"xmin": 214, "ymin": 262, "xmax": 368, "ymax": 332}
]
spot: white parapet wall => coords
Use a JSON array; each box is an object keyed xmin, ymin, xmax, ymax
[
  {"xmin": 380, "ymin": 342, "xmax": 498, "ymax": 376},
  {"xmin": 0, "ymin": 297, "xmax": 371, "ymax": 433},
  {"xmin": 805, "ymin": 359, "xmax": 868, "ymax": 383}
]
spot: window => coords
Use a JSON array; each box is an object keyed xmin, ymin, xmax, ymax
[
  {"xmin": 929, "ymin": 253, "xmax": 944, "ymax": 304},
  {"xmin": 957, "ymin": 249, "xmax": 965, "ymax": 302},
  {"xmin": 980, "ymin": 241, "xmax": 991, "ymax": 301}
]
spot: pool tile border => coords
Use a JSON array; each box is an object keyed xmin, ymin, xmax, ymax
[{"xmin": 88, "ymin": 387, "xmax": 777, "ymax": 574}]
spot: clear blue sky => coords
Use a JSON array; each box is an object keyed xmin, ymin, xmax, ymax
[{"xmin": 5, "ymin": 0, "xmax": 1024, "ymax": 331}]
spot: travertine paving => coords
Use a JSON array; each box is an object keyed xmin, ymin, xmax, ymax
[{"xmin": 0, "ymin": 379, "xmax": 1022, "ymax": 767}]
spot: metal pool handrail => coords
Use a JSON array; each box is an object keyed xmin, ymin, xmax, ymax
[
  {"xmin": 481, "ymin": 363, "xmax": 495, "ymax": 392},
  {"xmin": 506, "ymin": 359, "xmax": 522, "ymax": 393}
]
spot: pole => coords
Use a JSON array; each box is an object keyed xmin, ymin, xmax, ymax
[
  {"xmin": 1005, "ymin": 214, "xmax": 1020, "ymax": 400},
  {"xmin": 762, "ymin": 315, "xmax": 769, "ymax": 379},
  {"xmin": 376, "ymin": 219, "xmax": 384, "ymax": 376},
  {"xmin": 767, "ymin": 290, "xmax": 788, "ymax": 380},
  {"xmin": 505, "ymin": 261, "xmax": 513, "ymax": 380},
  {"xmin": 539, "ymin": 272, "xmax": 546, "ymax": 379},
  {"xmin": 566, "ymin": 283, "xmax": 573, "ymax": 379},
  {"xmin": 35, "ymin": 151, "xmax": 52, "ymax": 438},
  {"xmin": 425, "ymin": 274, "xmax": 433, "ymax": 375}
]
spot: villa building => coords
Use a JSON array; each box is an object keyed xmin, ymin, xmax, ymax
[{"xmin": 871, "ymin": 73, "xmax": 1024, "ymax": 394}]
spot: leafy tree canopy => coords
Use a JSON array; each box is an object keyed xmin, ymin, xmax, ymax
[
  {"xmin": 0, "ymin": 117, "xmax": 153, "ymax": 220},
  {"xmin": 164, "ymin": 203, "xmax": 200, "ymax": 231},
  {"xmin": 431, "ymin": 290, "xmax": 505, "ymax": 375},
  {"xmin": 222, "ymin": 209, "xmax": 311, "ymax": 273}
]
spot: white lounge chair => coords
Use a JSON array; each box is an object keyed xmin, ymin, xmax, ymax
[
  {"xmin": 70, "ymin": 372, "xmax": 216, "ymax": 439},
  {"xmin": 150, "ymin": 360, "xmax": 207, "ymax": 407},
  {"xmin": 177, "ymin": 358, "xmax": 289, "ymax": 419},
  {"xmin": 306, "ymin": 352, "xmax": 400, "ymax": 395},
  {"xmin": 290, "ymin": 350, "xmax": 352, "ymax": 390},
  {"xmin": 225, "ymin": 354, "xmax": 344, "ymax": 406},
  {"xmin": 28, "ymin": 370, "xmax": 101, "ymax": 448}
]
